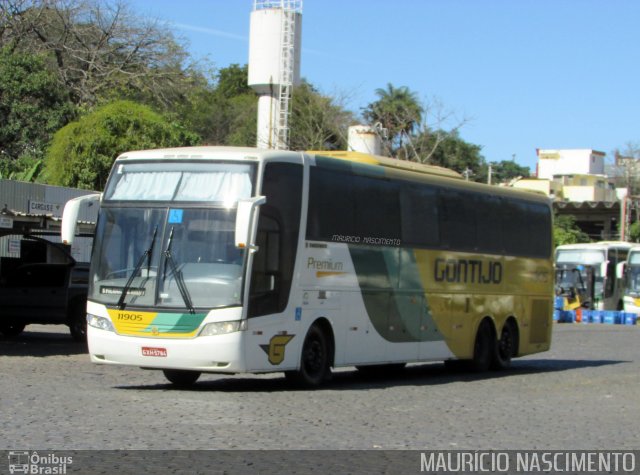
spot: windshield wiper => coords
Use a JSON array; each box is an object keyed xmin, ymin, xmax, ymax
[
  {"xmin": 162, "ymin": 227, "xmax": 195, "ymax": 314},
  {"xmin": 117, "ymin": 225, "xmax": 158, "ymax": 310}
]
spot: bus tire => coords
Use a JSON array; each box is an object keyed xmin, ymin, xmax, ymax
[
  {"xmin": 470, "ymin": 319, "xmax": 494, "ymax": 372},
  {"xmin": 285, "ymin": 324, "xmax": 331, "ymax": 387},
  {"xmin": 491, "ymin": 319, "xmax": 517, "ymax": 370},
  {"xmin": 68, "ymin": 300, "xmax": 87, "ymax": 342},
  {"xmin": 163, "ymin": 369, "xmax": 201, "ymax": 387},
  {"xmin": 0, "ymin": 323, "xmax": 26, "ymax": 338}
]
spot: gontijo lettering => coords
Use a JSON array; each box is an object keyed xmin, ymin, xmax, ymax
[{"xmin": 434, "ymin": 258, "xmax": 502, "ymax": 284}]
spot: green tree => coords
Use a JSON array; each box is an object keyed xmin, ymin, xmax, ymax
[
  {"xmin": 0, "ymin": 48, "xmax": 75, "ymax": 179},
  {"xmin": 629, "ymin": 221, "xmax": 640, "ymax": 243},
  {"xmin": 45, "ymin": 100, "xmax": 198, "ymax": 190},
  {"xmin": 289, "ymin": 81, "xmax": 352, "ymax": 151},
  {"xmin": 406, "ymin": 129, "xmax": 486, "ymax": 179},
  {"xmin": 554, "ymin": 214, "xmax": 590, "ymax": 246},
  {"xmin": 179, "ymin": 64, "xmax": 256, "ymax": 147},
  {"xmin": 362, "ymin": 83, "xmax": 423, "ymax": 156},
  {"xmin": 216, "ymin": 64, "xmax": 253, "ymax": 98},
  {"xmin": 1, "ymin": 0, "xmax": 200, "ymax": 109},
  {"xmin": 486, "ymin": 160, "xmax": 530, "ymax": 184}
]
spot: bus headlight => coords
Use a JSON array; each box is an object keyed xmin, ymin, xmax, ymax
[
  {"xmin": 87, "ymin": 314, "xmax": 115, "ymax": 332},
  {"xmin": 199, "ymin": 320, "xmax": 246, "ymax": 336}
]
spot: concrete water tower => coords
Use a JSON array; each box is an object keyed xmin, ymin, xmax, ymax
[{"xmin": 248, "ymin": 0, "xmax": 302, "ymax": 150}]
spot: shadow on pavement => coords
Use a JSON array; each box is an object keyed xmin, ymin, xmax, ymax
[
  {"xmin": 115, "ymin": 358, "xmax": 627, "ymax": 393},
  {"xmin": 0, "ymin": 328, "xmax": 87, "ymax": 357}
]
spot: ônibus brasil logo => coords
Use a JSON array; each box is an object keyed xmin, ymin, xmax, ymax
[{"xmin": 8, "ymin": 451, "xmax": 73, "ymax": 474}]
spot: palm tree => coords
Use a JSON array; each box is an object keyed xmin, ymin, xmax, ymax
[{"xmin": 362, "ymin": 83, "xmax": 423, "ymax": 156}]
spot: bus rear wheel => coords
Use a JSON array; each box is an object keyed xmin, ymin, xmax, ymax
[
  {"xmin": 163, "ymin": 369, "xmax": 201, "ymax": 387},
  {"xmin": 470, "ymin": 320, "xmax": 494, "ymax": 372},
  {"xmin": 285, "ymin": 324, "xmax": 331, "ymax": 387},
  {"xmin": 492, "ymin": 320, "xmax": 517, "ymax": 370}
]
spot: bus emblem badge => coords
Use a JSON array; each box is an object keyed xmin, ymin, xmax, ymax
[{"xmin": 260, "ymin": 334, "xmax": 295, "ymax": 365}]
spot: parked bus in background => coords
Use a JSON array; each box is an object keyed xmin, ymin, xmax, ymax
[
  {"xmin": 555, "ymin": 242, "xmax": 633, "ymax": 311},
  {"xmin": 80, "ymin": 146, "xmax": 554, "ymax": 387},
  {"xmin": 623, "ymin": 247, "xmax": 640, "ymax": 314}
]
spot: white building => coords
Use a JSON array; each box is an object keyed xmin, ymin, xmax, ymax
[{"xmin": 537, "ymin": 149, "xmax": 605, "ymax": 180}]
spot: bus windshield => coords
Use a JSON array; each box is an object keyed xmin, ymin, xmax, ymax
[
  {"xmin": 555, "ymin": 249, "xmax": 605, "ymax": 266},
  {"xmin": 627, "ymin": 253, "xmax": 640, "ymax": 295},
  {"xmin": 89, "ymin": 161, "xmax": 256, "ymax": 310},
  {"xmin": 556, "ymin": 249, "xmax": 606, "ymax": 298}
]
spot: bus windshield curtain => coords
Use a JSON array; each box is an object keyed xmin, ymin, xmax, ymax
[{"xmin": 108, "ymin": 171, "xmax": 252, "ymax": 202}]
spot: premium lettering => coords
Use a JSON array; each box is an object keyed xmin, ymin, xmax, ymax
[
  {"xmin": 434, "ymin": 258, "xmax": 502, "ymax": 284},
  {"xmin": 307, "ymin": 257, "xmax": 344, "ymax": 271}
]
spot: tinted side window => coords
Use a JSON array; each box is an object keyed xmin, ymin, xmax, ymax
[
  {"xmin": 503, "ymin": 200, "xmax": 551, "ymax": 258},
  {"xmin": 476, "ymin": 195, "xmax": 503, "ymax": 254},
  {"xmin": 307, "ymin": 167, "xmax": 355, "ymax": 241},
  {"xmin": 353, "ymin": 175, "xmax": 401, "ymax": 242},
  {"xmin": 400, "ymin": 184, "xmax": 439, "ymax": 247},
  {"xmin": 307, "ymin": 168, "xmax": 401, "ymax": 244},
  {"xmin": 527, "ymin": 202, "xmax": 552, "ymax": 258},
  {"xmin": 439, "ymin": 190, "xmax": 477, "ymax": 251}
]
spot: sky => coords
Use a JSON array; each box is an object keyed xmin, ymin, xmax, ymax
[{"xmin": 128, "ymin": 0, "xmax": 640, "ymax": 173}]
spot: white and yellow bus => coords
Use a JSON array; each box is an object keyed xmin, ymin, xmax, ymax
[
  {"xmin": 555, "ymin": 242, "xmax": 633, "ymax": 311},
  {"xmin": 80, "ymin": 146, "xmax": 554, "ymax": 387},
  {"xmin": 623, "ymin": 246, "xmax": 640, "ymax": 314}
]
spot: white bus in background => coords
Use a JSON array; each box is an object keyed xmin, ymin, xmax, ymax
[
  {"xmin": 555, "ymin": 242, "xmax": 634, "ymax": 311},
  {"xmin": 623, "ymin": 247, "xmax": 640, "ymax": 314}
]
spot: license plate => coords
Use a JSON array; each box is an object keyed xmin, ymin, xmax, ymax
[{"xmin": 142, "ymin": 347, "xmax": 167, "ymax": 357}]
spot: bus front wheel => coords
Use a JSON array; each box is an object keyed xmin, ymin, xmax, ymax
[
  {"xmin": 163, "ymin": 369, "xmax": 201, "ymax": 387},
  {"xmin": 285, "ymin": 324, "xmax": 331, "ymax": 387}
]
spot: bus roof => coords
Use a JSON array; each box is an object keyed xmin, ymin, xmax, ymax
[
  {"xmin": 556, "ymin": 241, "xmax": 637, "ymax": 251},
  {"xmin": 111, "ymin": 146, "xmax": 549, "ymax": 205},
  {"xmin": 115, "ymin": 146, "xmax": 303, "ymax": 161},
  {"xmin": 307, "ymin": 150, "xmax": 463, "ymax": 180}
]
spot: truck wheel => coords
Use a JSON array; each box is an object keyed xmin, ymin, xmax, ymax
[
  {"xmin": 0, "ymin": 323, "xmax": 26, "ymax": 337},
  {"xmin": 68, "ymin": 301, "xmax": 87, "ymax": 342}
]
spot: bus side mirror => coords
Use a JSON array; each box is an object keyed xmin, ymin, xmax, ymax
[
  {"xmin": 235, "ymin": 196, "xmax": 266, "ymax": 250},
  {"xmin": 617, "ymin": 261, "xmax": 627, "ymax": 280},
  {"xmin": 600, "ymin": 262, "xmax": 608, "ymax": 278},
  {"xmin": 61, "ymin": 193, "xmax": 101, "ymax": 245}
]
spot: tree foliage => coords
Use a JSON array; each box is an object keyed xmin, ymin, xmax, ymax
[
  {"xmin": 45, "ymin": 100, "xmax": 198, "ymax": 190},
  {"xmin": 1, "ymin": 0, "xmax": 197, "ymax": 108},
  {"xmin": 179, "ymin": 64, "xmax": 256, "ymax": 147},
  {"xmin": 1, "ymin": 1, "xmax": 494, "ymax": 188},
  {"xmin": 486, "ymin": 160, "xmax": 530, "ymax": 184},
  {"xmin": 362, "ymin": 83, "xmax": 422, "ymax": 156},
  {"xmin": 0, "ymin": 48, "xmax": 75, "ymax": 178},
  {"xmin": 554, "ymin": 214, "xmax": 590, "ymax": 247},
  {"xmin": 403, "ymin": 129, "xmax": 485, "ymax": 178},
  {"xmin": 289, "ymin": 81, "xmax": 352, "ymax": 151}
]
